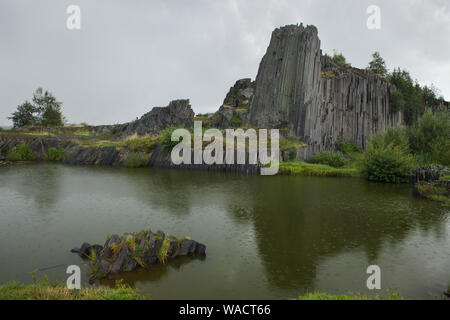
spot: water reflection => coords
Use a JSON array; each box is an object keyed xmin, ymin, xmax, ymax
[{"xmin": 0, "ymin": 164, "xmax": 448, "ymax": 299}]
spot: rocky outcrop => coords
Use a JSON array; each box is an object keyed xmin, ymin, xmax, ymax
[
  {"xmin": 91, "ymin": 99, "xmax": 195, "ymax": 138},
  {"xmin": 410, "ymin": 165, "xmax": 449, "ymax": 184},
  {"xmin": 223, "ymin": 78, "xmax": 255, "ymax": 108},
  {"xmin": 247, "ymin": 24, "xmax": 403, "ymax": 159},
  {"xmin": 209, "ymin": 79, "xmax": 255, "ymax": 128},
  {"xmin": 71, "ymin": 230, "xmax": 206, "ymax": 282}
]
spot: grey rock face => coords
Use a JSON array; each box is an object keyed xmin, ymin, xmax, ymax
[
  {"xmin": 223, "ymin": 78, "xmax": 255, "ymax": 107},
  {"xmin": 248, "ymin": 24, "xmax": 403, "ymax": 159},
  {"xmin": 91, "ymin": 99, "xmax": 195, "ymax": 138}
]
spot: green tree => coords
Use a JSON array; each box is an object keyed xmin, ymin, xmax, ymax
[
  {"xmin": 8, "ymin": 101, "xmax": 38, "ymax": 128},
  {"xmin": 387, "ymin": 69, "xmax": 424, "ymax": 126},
  {"xmin": 368, "ymin": 51, "xmax": 387, "ymax": 77},
  {"xmin": 408, "ymin": 109, "xmax": 449, "ymax": 164},
  {"xmin": 8, "ymin": 88, "xmax": 65, "ymax": 128},
  {"xmin": 32, "ymin": 88, "xmax": 65, "ymax": 126}
]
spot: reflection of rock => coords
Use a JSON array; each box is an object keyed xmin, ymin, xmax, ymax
[{"xmin": 71, "ymin": 230, "xmax": 206, "ymax": 282}]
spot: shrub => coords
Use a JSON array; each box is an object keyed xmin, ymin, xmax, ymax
[
  {"xmin": 125, "ymin": 136, "xmax": 158, "ymax": 153},
  {"xmin": 47, "ymin": 147, "xmax": 63, "ymax": 161},
  {"xmin": 338, "ymin": 139, "xmax": 361, "ymax": 155},
  {"xmin": 309, "ymin": 151, "xmax": 347, "ymax": 168},
  {"xmin": 332, "ymin": 52, "xmax": 349, "ymax": 66},
  {"xmin": 369, "ymin": 126, "xmax": 410, "ymax": 151},
  {"xmin": 7, "ymin": 144, "xmax": 36, "ymax": 161},
  {"xmin": 408, "ymin": 110, "xmax": 449, "ymax": 164},
  {"xmin": 430, "ymin": 140, "xmax": 450, "ymax": 166},
  {"xmin": 361, "ymin": 143, "xmax": 413, "ymax": 183},
  {"xmin": 124, "ymin": 153, "xmax": 148, "ymax": 168},
  {"xmin": 160, "ymin": 126, "xmax": 184, "ymax": 151}
]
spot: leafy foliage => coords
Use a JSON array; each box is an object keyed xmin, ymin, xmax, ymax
[
  {"xmin": 309, "ymin": 151, "xmax": 347, "ymax": 168},
  {"xmin": 8, "ymin": 88, "xmax": 65, "ymax": 128},
  {"xmin": 8, "ymin": 101, "xmax": 38, "ymax": 128},
  {"xmin": 387, "ymin": 69, "xmax": 444, "ymax": 126},
  {"xmin": 361, "ymin": 131, "xmax": 413, "ymax": 184},
  {"xmin": 407, "ymin": 110, "xmax": 450, "ymax": 165},
  {"xmin": 332, "ymin": 51, "xmax": 349, "ymax": 66},
  {"xmin": 337, "ymin": 139, "xmax": 361, "ymax": 155},
  {"xmin": 124, "ymin": 152, "xmax": 148, "ymax": 168},
  {"xmin": 160, "ymin": 126, "xmax": 184, "ymax": 151},
  {"xmin": 47, "ymin": 147, "xmax": 63, "ymax": 161},
  {"xmin": 368, "ymin": 51, "xmax": 388, "ymax": 77},
  {"xmin": 6, "ymin": 144, "xmax": 36, "ymax": 161}
]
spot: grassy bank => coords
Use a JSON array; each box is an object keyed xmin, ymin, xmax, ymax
[
  {"xmin": 0, "ymin": 280, "xmax": 145, "ymax": 300},
  {"xmin": 279, "ymin": 161, "xmax": 359, "ymax": 177}
]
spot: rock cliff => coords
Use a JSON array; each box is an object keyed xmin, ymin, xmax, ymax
[
  {"xmin": 92, "ymin": 99, "xmax": 195, "ymax": 138},
  {"xmin": 247, "ymin": 24, "xmax": 403, "ymax": 159}
]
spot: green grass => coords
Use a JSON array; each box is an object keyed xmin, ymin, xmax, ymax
[
  {"xmin": 279, "ymin": 161, "xmax": 359, "ymax": 177},
  {"xmin": 0, "ymin": 280, "xmax": 145, "ymax": 300},
  {"xmin": 416, "ymin": 182, "xmax": 449, "ymax": 206}
]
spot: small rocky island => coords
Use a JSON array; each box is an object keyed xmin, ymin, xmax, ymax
[{"xmin": 71, "ymin": 230, "xmax": 206, "ymax": 282}]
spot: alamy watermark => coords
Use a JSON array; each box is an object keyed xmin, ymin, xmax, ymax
[
  {"xmin": 170, "ymin": 121, "xmax": 280, "ymax": 176},
  {"xmin": 367, "ymin": 265, "xmax": 381, "ymax": 290},
  {"xmin": 367, "ymin": 5, "xmax": 381, "ymax": 30},
  {"xmin": 66, "ymin": 5, "xmax": 81, "ymax": 30}
]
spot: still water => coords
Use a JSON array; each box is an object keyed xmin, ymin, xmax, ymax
[{"xmin": 0, "ymin": 163, "xmax": 449, "ymax": 299}]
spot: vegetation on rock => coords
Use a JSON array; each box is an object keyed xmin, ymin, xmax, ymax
[
  {"xmin": 6, "ymin": 144, "xmax": 36, "ymax": 161},
  {"xmin": 47, "ymin": 147, "xmax": 63, "ymax": 161},
  {"xmin": 71, "ymin": 230, "xmax": 206, "ymax": 282}
]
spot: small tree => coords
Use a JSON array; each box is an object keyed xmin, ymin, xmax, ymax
[
  {"xmin": 8, "ymin": 101, "xmax": 38, "ymax": 128},
  {"xmin": 32, "ymin": 88, "xmax": 65, "ymax": 126},
  {"xmin": 8, "ymin": 88, "xmax": 65, "ymax": 128},
  {"xmin": 368, "ymin": 51, "xmax": 387, "ymax": 77}
]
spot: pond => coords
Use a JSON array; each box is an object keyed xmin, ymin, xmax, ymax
[{"xmin": 0, "ymin": 163, "xmax": 448, "ymax": 299}]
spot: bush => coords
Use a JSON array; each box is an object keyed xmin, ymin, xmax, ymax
[
  {"xmin": 430, "ymin": 140, "xmax": 450, "ymax": 166},
  {"xmin": 338, "ymin": 139, "xmax": 361, "ymax": 155},
  {"xmin": 369, "ymin": 126, "xmax": 410, "ymax": 151},
  {"xmin": 160, "ymin": 126, "xmax": 184, "ymax": 151},
  {"xmin": 124, "ymin": 153, "xmax": 148, "ymax": 168},
  {"xmin": 309, "ymin": 151, "xmax": 347, "ymax": 168},
  {"xmin": 47, "ymin": 147, "xmax": 63, "ymax": 161},
  {"xmin": 408, "ymin": 110, "xmax": 449, "ymax": 164},
  {"xmin": 125, "ymin": 137, "xmax": 158, "ymax": 153},
  {"xmin": 7, "ymin": 144, "xmax": 36, "ymax": 161},
  {"xmin": 361, "ymin": 143, "xmax": 413, "ymax": 183}
]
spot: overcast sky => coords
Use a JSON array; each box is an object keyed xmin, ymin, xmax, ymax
[{"xmin": 1, "ymin": 0, "xmax": 449, "ymax": 126}]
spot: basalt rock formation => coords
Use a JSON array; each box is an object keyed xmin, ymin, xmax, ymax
[
  {"xmin": 92, "ymin": 99, "xmax": 195, "ymax": 138},
  {"xmin": 208, "ymin": 79, "xmax": 255, "ymax": 128},
  {"xmin": 71, "ymin": 230, "xmax": 206, "ymax": 282},
  {"xmin": 247, "ymin": 24, "xmax": 403, "ymax": 159}
]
